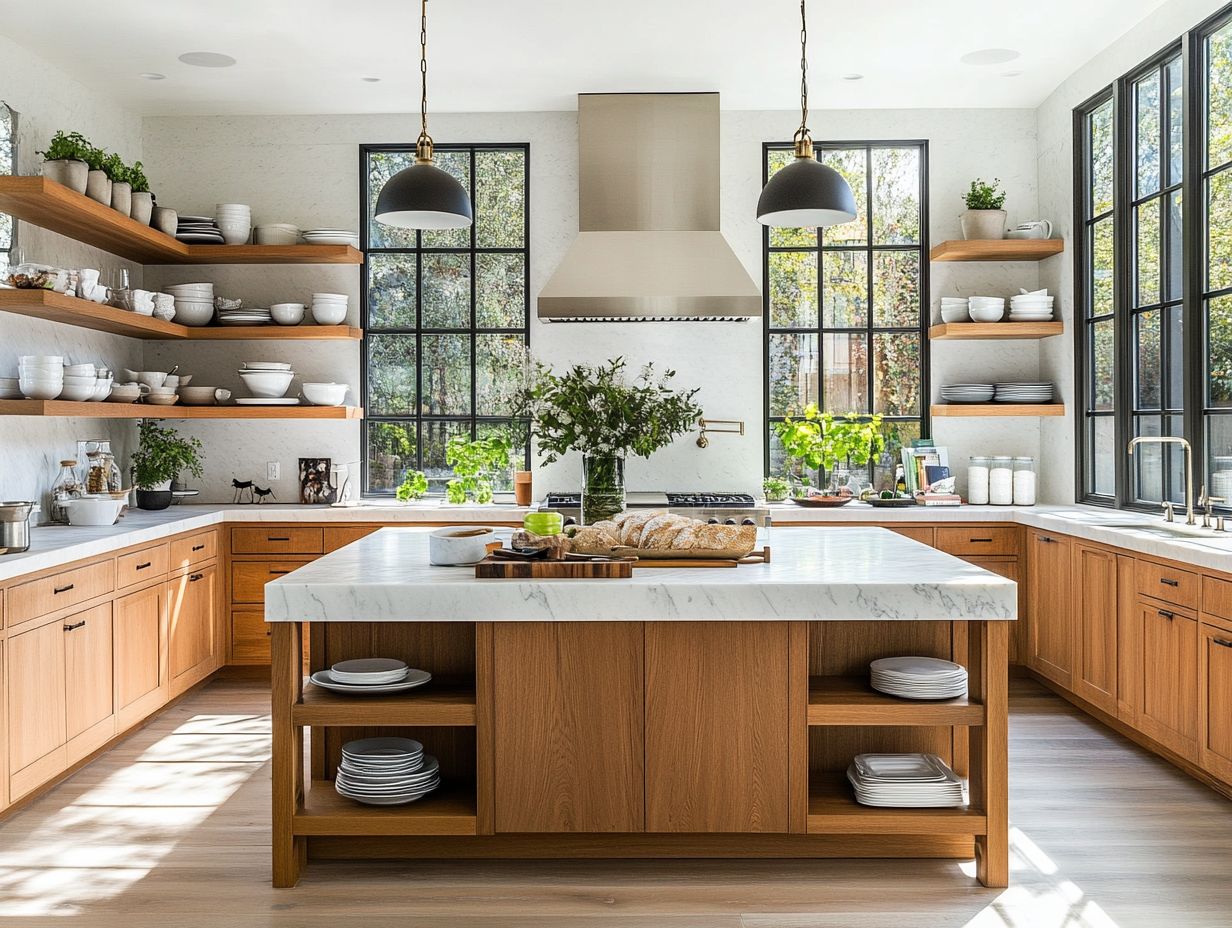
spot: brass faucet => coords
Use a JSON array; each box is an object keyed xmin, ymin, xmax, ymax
[{"xmin": 1128, "ymin": 436, "xmax": 1195, "ymax": 525}]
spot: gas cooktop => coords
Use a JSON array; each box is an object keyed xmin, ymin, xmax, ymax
[{"xmin": 544, "ymin": 491, "xmax": 757, "ymax": 508}]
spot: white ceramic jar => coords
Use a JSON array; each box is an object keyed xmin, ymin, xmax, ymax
[
  {"xmin": 967, "ymin": 456, "xmax": 991, "ymax": 505},
  {"xmin": 988, "ymin": 457, "xmax": 1014, "ymax": 506}
]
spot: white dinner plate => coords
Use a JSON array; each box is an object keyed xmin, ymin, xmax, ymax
[
  {"xmin": 235, "ymin": 397, "xmax": 302, "ymax": 406},
  {"xmin": 311, "ymin": 668, "xmax": 432, "ymax": 694}
]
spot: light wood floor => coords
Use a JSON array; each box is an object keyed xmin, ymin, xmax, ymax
[{"xmin": 0, "ymin": 678, "xmax": 1228, "ymax": 927}]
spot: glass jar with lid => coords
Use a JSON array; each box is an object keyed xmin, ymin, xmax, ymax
[
  {"xmin": 967, "ymin": 456, "xmax": 991, "ymax": 505},
  {"xmin": 988, "ymin": 456, "xmax": 1014, "ymax": 505},
  {"xmin": 1013, "ymin": 457, "xmax": 1038, "ymax": 505},
  {"xmin": 50, "ymin": 459, "xmax": 84, "ymax": 524}
]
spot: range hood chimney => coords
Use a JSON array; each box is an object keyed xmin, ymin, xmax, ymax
[{"xmin": 538, "ymin": 93, "xmax": 761, "ymax": 322}]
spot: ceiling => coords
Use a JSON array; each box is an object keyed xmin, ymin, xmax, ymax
[{"xmin": 0, "ymin": 0, "xmax": 1172, "ymax": 115}]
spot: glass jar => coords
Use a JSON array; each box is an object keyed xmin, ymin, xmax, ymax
[
  {"xmin": 581, "ymin": 453, "xmax": 626, "ymax": 525},
  {"xmin": 967, "ymin": 456, "xmax": 991, "ymax": 505},
  {"xmin": 50, "ymin": 459, "xmax": 84, "ymax": 524},
  {"xmin": 85, "ymin": 450, "xmax": 107, "ymax": 495},
  {"xmin": 988, "ymin": 456, "xmax": 1014, "ymax": 505},
  {"xmin": 97, "ymin": 441, "xmax": 123, "ymax": 493},
  {"xmin": 1013, "ymin": 457, "xmax": 1038, "ymax": 505}
]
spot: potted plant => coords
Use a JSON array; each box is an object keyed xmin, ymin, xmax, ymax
[
  {"xmin": 395, "ymin": 469, "xmax": 429, "ymax": 503},
  {"xmin": 130, "ymin": 420, "xmax": 204, "ymax": 511},
  {"xmin": 444, "ymin": 434, "xmax": 512, "ymax": 504},
  {"xmin": 762, "ymin": 475, "xmax": 791, "ymax": 502},
  {"xmin": 518, "ymin": 358, "xmax": 703, "ymax": 524},
  {"xmin": 774, "ymin": 406, "xmax": 886, "ymax": 494},
  {"xmin": 960, "ymin": 177, "xmax": 1007, "ymax": 240},
  {"xmin": 36, "ymin": 131, "xmax": 91, "ymax": 194},
  {"xmin": 129, "ymin": 161, "xmax": 154, "ymax": 224},
  {"xmin": 83, "ymin": 144, "xmax": 111, "ymax": 205},
  {"xmin": 103, "ymin": 152, "xmax": 132, "ymax": 217}
]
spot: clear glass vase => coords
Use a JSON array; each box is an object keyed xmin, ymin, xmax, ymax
[{"xmin": 582, "ymin": 453, "xmax": 626, "ymax": 525}]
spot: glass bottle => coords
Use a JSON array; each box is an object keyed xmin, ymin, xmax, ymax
[
  {"xmin": 1013, "ymin": 457, "xmax": 1038, "ymax": 505},
  {"xmin": 988, "ymin": 456, "xmax": 1014, "ymax": 505},
  {"xmin": 50, "ymin": 459, "xmax": 83, "ymax": 524},
  {"xmin": 967, "ymin": 456, "xmax": 991, "ymax": 505}
]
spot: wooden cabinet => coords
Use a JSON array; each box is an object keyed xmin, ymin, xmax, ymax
[
  {"xmin": 170, "ymin": 530, "xmax": 217, "ymax": 572},
  {"xmin": 231, "ymin": 527, "xmax": 322, "ymax": 555},
  {"xmin": 116, "ymin": 544, "xmax": 168, "ymax": 590},
  {"xmin": 935, "ymin": 526, "xmax": 1020, "ymax": 557},
  {"xmin": 6, "ymin": 617, "xmax": 67, "ymax": 798},
  {"xmin": 114, "ymin": 582, "xmax": 166, "ymax": 729},
  {"xmin": 1072, "ymin": 545, "xmax": 1118, "ymax": 714},
  {"xmin": 231, "ymin": 609, "xmax": 272, "ymax": 664},
  {"xmin": 1026, "ymin": 531, "xmax": 1073, "ymax": 687},
  {"xmin": 1137, "ymin": 603, "xmax": 1199, "ymax": 761},
  {"xmin": 64, "ymin": 603, "xmax": 115, "ymax": 764},
  {"xmin": 7, "ymin": 559, "xmax": 114, "ymax": 626},
  {"xmin": 1199, "ymin": 622, "xmax": 1232, "ymax": 783},
  {"xmin": 1135, "ymin": 560, "xmax": 1198, "ymax": 610},
  {"xmin": 168, "ymin": 564, "xmax": 220, "ymax": 693},
  {"xmin": 963, "ymin": 557, "xmax": 1022, "ymax": 664},
  {"xmin": 231, "ymin": 560, "xmax": 309, "ymax": 604}
]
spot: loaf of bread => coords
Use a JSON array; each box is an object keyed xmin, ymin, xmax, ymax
[{"xmin": 567, "ymin": 510, "xmax": 757, "ymax": 556}]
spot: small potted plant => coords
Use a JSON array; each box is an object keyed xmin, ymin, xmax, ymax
[
  {"xmin": 36, "ymin": 131, "xmax": 91, "ymax": 194},
  {"xmin": 83, "ymin": 144, "xmax": 111, "ymax": 205},
  {"xmin": 130, "ymin": 420, "xmax": 204, "ymax": 511},
  {"xmin": 960, "ymin": 178, "xmax": 1007, "ymax": 240},
  {"xmin": 103, "ymin": 153, "xmax": 132, "ymax": 217},
  {"xmin": 762, "ymin": 475, "xmax": 791, "ymax": 502},
  {"xmin": 129, "ymin": 161, "xmax": 154, "ymax": 224},
  {"xmin": 444, "ymin": 434, "xmax": 512, "ymax": 504},
  {"xmin": 395, "ymin": 469, "xmax": 429, "ymax": 503},
  {"xmin": 774, "ymin": 406, "xmax": 886, "ymax": 495}
]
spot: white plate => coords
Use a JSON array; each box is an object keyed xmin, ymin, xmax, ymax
[
  {"xmin": 331, "ymin": 657, "xmax": 410, "ymax": 682},
  {"xmin": 235, "ymin": 397, "xmax": 302, "ymax": 406},
  {"xmin": 310, "ymin": 668, "xmax": 432, "ymax": 694},
  {"xmin": 177, "ymin": 233, "xmax": 226, "ymax": 243}
]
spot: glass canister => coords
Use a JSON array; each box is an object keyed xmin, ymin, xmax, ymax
[
  {"xmin": 989, "ymin": 456, "xmax": 1015, "ymax": 505},
  {"xmin": 97, "ymin": 440, "xmax": 123, "ymax": 492},
  {"xmin": 50, "ymin": 459, "xmax": 84, "ymax": 524},
  {"xmin": 1013, "ymin": 457, "xmax": 1038, "ymax": 505},
  {"xmin": 967, "ymin": 456, "xmax": 991, "ymax": 505},
  {"xmin": 85, "ymin": 450, "xmax": 107, "ymax": 495}
]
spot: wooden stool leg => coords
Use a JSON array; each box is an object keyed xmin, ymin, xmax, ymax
[
  {"xmin": 970, "ymin": 620, "xmax": 1009, "ymax": 888},
  {"xmin": 272, "ymin": 622, "xmax": 305, "ymax": 888}
]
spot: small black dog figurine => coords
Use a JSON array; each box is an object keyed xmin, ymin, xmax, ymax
[
  {"xmin": 231, "ymin": 478, "xmax": 254, "ymax": 504},
  {"xmin": 252, "ymin": 485, "xmax": 276, "ymax": 504}
]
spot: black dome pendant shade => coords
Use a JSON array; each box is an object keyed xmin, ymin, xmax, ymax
[
  {"xmin": 756, "ymin": 0, "xmax": 857, "ymax": 229},
  {"xmin": 374, "ymin": 0, "xmax": 474, "ymax": 231}
]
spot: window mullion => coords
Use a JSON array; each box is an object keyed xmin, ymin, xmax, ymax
[
  {"xmin": 1183, "ymin": 26, "xmax": 1207, "ymax": 505},
  {"xmin": 1114, "ymin": 75, "xmax": 1135, "ymax": 509}
]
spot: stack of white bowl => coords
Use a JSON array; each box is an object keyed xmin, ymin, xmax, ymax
[
  {"xmin": 238, "ymin": 361, "xmax": 296, "ymax": 400},
  {"xmin": 18, "ymin": 355, "xmax": 64, "ymax": 399},
  {"xmin": 1009, "ymin": 289, "xmax": 1055, "ymax": 321},
  {"xmin": 968, "ymin": 296, "xmax": 1006, "ymax": 322},
  {"xmin": 311, "ymin": 292, "xmax": 349, "ymax": 325},
  {"xmin": 254, "ymin": 223, "xmax": 299, "ymax": 246},
  {"xmin": 165, "ymin": 282, "xmax": 216, "ymax": 326},
  {"xmin": 940, "ymin": 297, "xmax": 970, "ymax": 323},
  {"xmin": 215, "ymin": 204, "xmax": 252, "ymax": 245},
  {"xmin": 60, "ymin": 362, "xmax": 112, "ymax": 402}
]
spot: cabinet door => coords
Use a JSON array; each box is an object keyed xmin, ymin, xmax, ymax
[
  {"xmin": 1073, "ymin": 545, "xmax": 1118, "ymax": 714},
  {"xmin": 1138, "ymin": 604, "xmax": 1198, "ymax": 760},
  {"xmin": 7, "ymin": 619, "xmax": 67, "ymax": 783},
  {"xmin": 64, "ymin": 602, "xmax": 115, "ymax": 760},
  {"xmin": 963, "ymin": 558, "xmax": 1021, "ymax": 664},
  {"xmin": 115, "ymin": 583, "xmax": 166, "ymax": 725},
  {"xmin": 1026, "ymin": 531, "xmax": 1073, "ymax": 687},
  {"xmin": 645, "ymin": 621, "xmax": 790, "ymax": 833},
  {"xmin": 1199, "ymin": 624, "xmax": 1232, "ymax": 782},
  {"xmin": 168, "ymin": 564, "xmax": 219, "ymax": 684}
]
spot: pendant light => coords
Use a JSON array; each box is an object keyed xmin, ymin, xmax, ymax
[
  {"xmin": 756, "ymin": 0, "xmax": 856, "ymax": 228},
  {"xmin": 375, "ymin": 0, "xmax": 474, "ymax": 230}
]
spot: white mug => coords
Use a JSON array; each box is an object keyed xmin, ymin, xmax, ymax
[{"xmin": 1013, "ymin": 219, "xmax": 1052, "ymax": 239}]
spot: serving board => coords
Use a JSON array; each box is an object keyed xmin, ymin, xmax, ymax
[
  {"xmin": 621, "ymin": 546, "xmax": 772, "ymax": 569},
  {"xmin": 474, "ymin": 556, "xmax": 634, "ymax": 579}
]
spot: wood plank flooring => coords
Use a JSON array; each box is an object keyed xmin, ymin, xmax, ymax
[{"xmin": 0, "ymin": 678, "xmax": 1228, "ymax": 926}]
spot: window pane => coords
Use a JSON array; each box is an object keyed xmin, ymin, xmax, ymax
[
  {"xmin": 420, "ymin": 334, "xmax": 472, "ymax": 415},
  {"xmin": 367, "ymin": 335, "xmax": 417, "ymax": 415},
  {"xmin": 1208, "ymin": 414, "xmax": 1232, "ymax": 501},
  {"xmin": 766, "ymin": 149, "xmax": 816, "ymax": 248},
  {"xmin": 1167, "ymin": 56, "xmax": 1184, "ymax": 187},
  {"xmin": 873, "ymin": 334, "xmax": 920, "ymax": 416},
  {"xmin": 1209, "ymin": 22, "xmax": 1232, "ymax": 170},
  {"xmin": 769, "ymin": 251, "xmax": 819, "ymax": 328},
  {"xmin": 365, "ymin": 421, "xmax": 416, "ymax": 494},
  {"xmin": 1135, "ymin": 69, "xmax": 1161, "ymax": 198},
  {"xmin": 477, "ymin": 420, "xmax": 529, "ymax": 492},
  {"xmin": 872, "ymin": 251, "xmax": 919, "ymax": 327},
  {"xmin": 1209, "ymin": 295, "xmax": 1232, "ymax": 407},
  {"xmin": 871, "ymin": 148, "xmax": 920, "ymax": 244},
  {"xmin": 1166, "ymin": 304, "xmax": 1184, "ymax": 409},
  {"xmin": 821, "ymin": 251, "xmax": 866, "ymax": 327},
  {"xmin": 1165, "ymin": 189, "xmax": 1184, "ymax": 302},
  {"xmin": 476, "ymin": 333, "xmax": 526, "ymax": 416},
  {"xmin": 1091, "ymin": 318, "xmax": 1115, "ymax": 411},
  {"xmin": 1091, "ymin": 216, "xmax": 1114, "ymax": 317},
  {"xmin": 820, "ymin": 148, "xmax": 867, "ymax": 246},
  {"xmin": 1209, "ymin": 167, "xmax": 1232, "ymax": 292},
  {"xmin": 367, "ymin": 253, "xmax": 417, "ymax": 329},
  {"xmin": 1136, "ymin": 199, "xmax": 1161, "ymax": 307},
  {"xmin": 1091, "ymin": 100, "xmax": 1115, "ymax": 216},
  {"xmin": 768, "ymin": 332, "xmax": 817, "ymax": 416},
  {"xmin": 367, "ymin": 151, "xmax": 418, "ymax": 249},
  {"xmin": 873, "ymin": 420, "xmax": 920, "ymax": 491},
  {"xmin": 421, "ymin": 253, "xmax": 471, "ymax": 329},
  {"xmin": 1093, "ymin": 416, "xmax": 1115, "ymax": 496},
  {"xmin": 421, "ymin": 420, "xmax": 472, "ymax": 494},
  {"xmin": 420, "ymin": 151, "xmax": 471, "ymax": 249},
  {"xmin": 475, "ymin": 253, "xmax": 525, "ymax": 329},
  {"xmin": 475, "ymin": 150, "xmax": 525, "ymax": 248},
  {"xmin": 1136, "ymin": 309, "xmax": 1161, "ymax": 409},
  {"xmin": 0, "ymin": 103, "xmax": 10, "ymax": 257},
  {"xmin": 822, "ymin": 332, "xmax": 868, "ymax": 412},
  {"xmin": 1132, "ymin": 414, "xmax": 1165, "ymax": 502}
]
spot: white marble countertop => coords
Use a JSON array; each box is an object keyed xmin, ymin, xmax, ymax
[{"xmin": 263, "ymin": 526, "xmax": 1018, "ymax": 623}]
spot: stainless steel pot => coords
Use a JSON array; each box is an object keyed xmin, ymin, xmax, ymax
[{"xmin": 0, "ymin": 501, "xmax": 34, "ymax": 554}]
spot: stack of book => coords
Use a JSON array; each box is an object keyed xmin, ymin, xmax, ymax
[{"xmin": 901, "ymin": 441, "xmax": 961, "ymax": 505}]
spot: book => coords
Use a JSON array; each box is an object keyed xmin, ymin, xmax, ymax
[{"xmin": 919, "ymin": 493, "xmax": 962, "ymax": 506}]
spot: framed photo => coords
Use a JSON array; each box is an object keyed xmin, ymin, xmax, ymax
[{"xmin": 298, "ymin": 457, "xmax": 335, "ymax": 505}]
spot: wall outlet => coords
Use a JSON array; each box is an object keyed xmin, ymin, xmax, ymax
[{"xmin": 267, "ymin": 461, "xmax": 280, "ymax": 481}]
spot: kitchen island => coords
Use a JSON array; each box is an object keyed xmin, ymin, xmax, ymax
[{"xmin": 266, "ymin": 526, "xmax": 1016, "ymax": 888}]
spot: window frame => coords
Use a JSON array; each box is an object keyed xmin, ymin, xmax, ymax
[
  {"xmin": 761, "ymin": 139, "xmax": 931, "ymax": 483},
  {"xmin": 0, "ymin": 100, "xmax": 17, "ymax": 271},
  {"xmin": 358, "ymin": 142, "xmax": 532, "ymax": 497}
]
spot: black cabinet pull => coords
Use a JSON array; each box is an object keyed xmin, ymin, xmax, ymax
[
  {"xmin": 268, "ymin": 536, "xmax": 291, "ymax": 542},
  {"xmin": 53, "ymin": 583, "xmax": 74, "ymax": 595},
  {"xmin": 1158, "ymin": 609, "xmax": 1174, "ymax": 620},
  {"xmin": 269, "ymin": 569, "xmax": 291, "ymax": 576},
  {"xmin": 1160, "ymin": 578, "xmax": 1179, "ymax": 587},
  {"xmin": 188, "ymin": 573, "xmax": 204, "ymax": 582},
  {"xmin": 136, "ymin": 562, "xmax": 152, "ymax": 570},
  {"xmin": 1038, "ymin": 535, "xmax": 1055, "ymax": 543},
  {"xmin": 1214, "ymin": 638, "xmax": 1232, "ymax": 649},
  {"xmin": 192, "ymin": 543, "xmax": 206, "ymax": 552},
  {"xmin": 63, "ymin": 620, "xmax": 86, "ymax": 631},
  {"xmin": 970, "ymin": 537, "xmax": 993, "ymax": 543}
]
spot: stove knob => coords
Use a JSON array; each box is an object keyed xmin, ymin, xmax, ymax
[
  {"xmin": 723, "ymin": 518, "xmax": 737, "ymax": 526},
  {"xmin": 707, "ymin": 518, "xmax": 720, "ymax": 525},
  {"xmin": 741, "ymin": 518, "xmax": 756, "ymax": 526}
]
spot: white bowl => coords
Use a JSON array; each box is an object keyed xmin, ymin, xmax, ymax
[
  {"xmin": 940, "ymin": 308, "xmax": 969, "ymax": 323},
  {"xmin": 969, "ymin": 306, "xmax": 1005, "ymax": 322},
  {"xmin": 64, "ymin": 497, "xmax": 125, "ymax": 527},
  {"xmin": 89, "ymin": 380, "xmax": 114, "ymax": 401},
  {"xmin": 19, "ymin": 355, "xmax": 62, "ymax": 366},
  {"xmin": 301, "ymin": 382, "xmax": 349, "ymax": 406},
  {"xmin": 241, "ymin": 360, "xmax": 292, "ymax": 371},
  {"xmin": 312, "ymin": 303, "xmax": 347, "ymax": 325},
  {"xmin": 19, "ymin": 378, "xmax": 63, "ymax": 399},
  {"xmin": 255, "ymin": 228, "xmax": 298, "ymax": 245},
  {"xmin": 270, "ymin": 302, "xmax": 306, "ymax": 325},
  {"xmin": 173, "ymin": 301, "xmax": 215, "ymax": 326},
  {"xmin": 59, "ymin": 383, "xmax": 97, "ymax": 402},
  {"xmin": 63, "ymin": 363, "xmax": 97, "ymax": 376},
  {"xmin": 166, "ymin": 283, "xmax": 214, "ymax": 293},
  {"xmin": 19, "ymin": 364, "xmax": 65, "ymax": 376},
  {"xmin": 312, "ymin": 292, "xmax": 348, "ymax": 302},
  {"xmin": 238, "ymin": 369, "xmax": 295, "ymax": 398}
]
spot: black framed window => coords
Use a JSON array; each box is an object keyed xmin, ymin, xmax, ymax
[
  {"xmin": 0, "ymin": 101, "xmax": 15, "ymax": 274},
  {"xmin": 360, "ymin": 144, "xmax": 530, "ymax": 496},
  {"xmin": 763, "ymin": 141, "xmax": 929, "ymax": 487},
  {"xmin": 1204, "ymin": 15, "xmax": 1232, "ymax": 505}
]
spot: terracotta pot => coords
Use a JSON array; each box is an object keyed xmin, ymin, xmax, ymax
[
  {"xmin": 42, "ymin": 159, "xmax": 88, "ymax": 194},
  {"xmin": 85, "ymin": 170, "xmax": 112, "ymax": 205},
  {"xmin": 514, "ymin": 470, "xmax": 533, "ymax": 507},
  {"xmin": 130, "ymin": 191, "xmax": 154, "ymax": 225},
  {"xmin": 960, "ymin": 209, "xmax": 1007, "ymax": 241},
  {"xmin": 110, "ymin": 181, "xmax": 132, "ymax": 217}
]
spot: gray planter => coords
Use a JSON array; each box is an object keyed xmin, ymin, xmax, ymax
[
  {"xmin": 110, "ymin": 181, "xmax": 132, "ymax": 217},
  {"xmin": 130, "ymin": 191, "xmax": 154, "ymax": 225},
  {"xmin": 960, "ymin": 209, "xmax": 1007, "ymax": 241},
  {"xmin": 151, "ymin": 206, "xmax": 178, "ymax": 236},
  {"xmin": 41, "ymin": 159, "xmax": 88, "ymax": 194},
  {"xmin": 85, "ymin": 170, "xmax": 112, "ymax": 205}
]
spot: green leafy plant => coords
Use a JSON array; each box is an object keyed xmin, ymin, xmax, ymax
[
  {"xmin": 444, "ymin": 434, "xmax": 512, "ymax": 504},
  {"xmin": 963, "ymin": 177, "xmax": 1006, "ymax": 211},
  {"xmin": 762, "ymin": 475, "xmax": 791, "ymax": 502},
  {"xmin": 516, "ymin": 357, "xmax": 703, "ymax": 463},
  {"xmin": 130, "ymin": 420, "xmax": 204, "ymax": 489},
  {"xmin": 102, "ymin": 152, "xmax": 130, "ymax": 184},
  {"xmin": 395, "ymin": 469, "xmax": 429, "ymax": 502},
  {"xmin": 82, "ymin": 144, "xmax": 108, "ymax": 172},
  {"xmin": 37, "ymin": 130, "xmax": 92, "ymax": 162},
  {"xmin": 774, "ymin": 406, "xmax": 886, "ymax": 479},
  {"xmin": 129, "ymin": 160, "xmax": 150, "ymax": 193}
]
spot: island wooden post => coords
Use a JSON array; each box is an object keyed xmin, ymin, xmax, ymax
[
  {"xmin": 271, "ymin": 621, "xmax": 304, "ymax": 888},
  {"xmin": 968, "ymin": 619, "xmax": 1009, "ymax": 888}
]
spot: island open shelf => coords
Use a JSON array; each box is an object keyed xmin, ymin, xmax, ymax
[
  {"xmin": 294, "ymin": 681, "xmax": 477, "ymax": 727},
  {"xmin": 297, "ymin": 780, "xmax": 478, "ymax": 836},
  {"xmin": 807, "ymin": 675, "xmax": 985, "ymax": 726},
  {"xmin": 806, "ymin": 773, "xmax": 987, "ymax": 835}
]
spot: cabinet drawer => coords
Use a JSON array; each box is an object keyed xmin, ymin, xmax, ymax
[
  {"xmin": 231, "ymin": 610, "xmax": 272, "ymax": 663},
  {"xmin": 231, "ymin": 561, "xmax": 311, "ymax": 604},
  {"xmin": 1135, "ymin": 559, "xmax": 1198, "ymax": 609},
  {"xmin": 117, "ymin": 544, "xmax": 169, "ymax": 589},
  {"xmin": 170, "ymin": 531, "xmax": 217, "ymax": 571},
  {"xmin": 8, "ymin": 559, "xmax": 115, "ymax": 625},
  {"xmin": 935, "ymin": 526, "xmax": 1019, "ymax": 557},
  {"xmin": 323, "ymin": 525, "xmax": 379, "ymax": 553},
  {"xmin": 232, "ymin": 527, "xmax": 323, "ymax": 555},
  {"xmin": 1201, "ymin": 574, "xmax": 1232, "ymax": 623}
]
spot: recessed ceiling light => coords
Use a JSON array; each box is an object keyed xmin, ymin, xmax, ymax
[
  {"xmin": 960, "ymin": 48, "xmax": 1020, "ymax": 66},
  {"xmin": 361, "ymin": 76, "xmax": 382, "ymax": 83},
  {"xmin": 140, "ymin": 72, "xmax": 166, "ymax": 81},
  {"xmin": 841, "ymin": 73, "xmax": 864, "ymax": 81},
  {"xmin": 177, "ymin": 51, "xmax": 237, "ymax": 68},
  {"xmin": 1000, "ymin": 70, "xmax": 1024, "ymax": 78}
]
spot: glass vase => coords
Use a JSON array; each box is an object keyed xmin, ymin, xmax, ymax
[{"xmin": 582, "ymin": 453, "xmax": 626, "ymax": 525}]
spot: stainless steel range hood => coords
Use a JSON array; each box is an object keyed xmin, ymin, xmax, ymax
[{"xmin": 538, "ymin": 93, "xmax": 761, "ymax": 322}]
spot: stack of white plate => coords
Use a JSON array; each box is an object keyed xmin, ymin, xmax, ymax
[
  {"xmin": 1009, "ymin": 289, "xmax": 1055, "ymax": 321},
  {"xmin": 336, "ymin": 737, "xmax": 441, "ymax": 806},
  {"xmin": 939, "ymin": 383, "xmax": 994, "ymax": 403},
  {"xmin": 215, "ymin": 203, "xmax": 252, "ymax": 245},
  {"xmin": 309, "ymin": 657, "xmax": 433, "ymax": 694},
  {"xmin": 847, "ymin": 753, "xmax": 966, "ymax": 808},
  {"xmin": 994, "ymin": 382, "xmax": 1054, "ymax": 403},
  {"xmin": 218, "ymin": 307, "xmax": 273, "ymax": 326},
  {"xmin": 166, "ymin": 283, "xmax": 215, "ymax": 327},
  {"xmin": 939, "ymin": 297, "xmax": 970, "ymax": 323},
  {"xmin": 254, "ymin": 223, "xmax": 300, "ymax": 246},
  {"xmin": 0, "ymin": 376, "xmax": 22, "ymax": 399},
  {"xmin": 870, "ymin": 656, "xmax": 968, "ymax": 699},
  {"xmin": 176, "ymin": 215, "xmax": 225, "ymax": 244},
  {"xmin": 968, "ymin": 296, "xmax": 1006, "ymax": 322},
  {"xmin": 303, "ymin": 229, "xmax": 360, "ymax": 247}
]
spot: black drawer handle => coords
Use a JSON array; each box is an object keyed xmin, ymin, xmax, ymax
[
  {"xmin": 192, "ymin": 544, "xmax": 206, "ymax": 552},
  {"xmin": 1038, "ymin": 535, "xmax": 1055, "ymax": 543},
  {"xmin": 1158, "ymin": 609, "xmax": 1174, "ymax": 620},
  {"xmin": 188, "ymin": 573, "xmax": 204, "ymax": 582},
  {"xmin": 63, "ymin": 620, "xmax": 86, "ymax": 631},
  {"xmin": 136, "ymin": 561, "xmax": 152, "ymax": 570},
  {"xmin": 1159, "ymin": 578, "xmax": 1179, "ymax": 587},
  {"xmin": 269, "ymin": 569, "xmax": 291, "ymax": 576},
  {"xmin": 268, "ymin": 536, "xmax": 291, "ymax": 542},
  {"xmin": 970, "ymin": 537, "xmax": 993, "ymax": 543},
  {"xmin": 1214, "ymin": 638, "xmax": 1232, "ymax": 649},
  {"xmin": 53, "ymin": 583, "xmax": 75, "ymax": 594}
]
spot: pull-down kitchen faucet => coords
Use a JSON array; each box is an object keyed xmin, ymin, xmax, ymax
[{"xmin": 1127, "ymin": 436, "xmax": 1195, "ymax": 525}]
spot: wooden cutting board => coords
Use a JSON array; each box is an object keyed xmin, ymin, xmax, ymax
[{"xmin": 474, "ymin": 556, "xmax": 634, "ymax": 579}]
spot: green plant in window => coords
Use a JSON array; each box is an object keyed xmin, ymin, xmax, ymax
[
  {"xmin": 37, "ymin": 130, "xmax": 92, "ymax": 163},
  {"xmin": 762, "ymin": 475, "xmax": 791, "ymax": 502},
  {"xmin": 444, "ymin": 434, "xmax": 512, "ymax": 504},
  {"xmin": 395, "ymin": 469, "xmax": 429, "ymax": 502},
  {"xmin": 774, "ymin": 406, "xmax": 886, "ymax": 480},
  {"xmin": 962, "ymin": 178, "xmax": 1007, "ymax": 211}
]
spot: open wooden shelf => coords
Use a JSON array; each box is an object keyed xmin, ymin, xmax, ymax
[
  {"xmin": 295, "ymin": 780, "xmax": 477, "ymax": 836},
  {"xmin": 0, "ymin": 399, "xmax": 364, "ymax": 419},
  {"xmin": 0, "ymin": 176, "xmax": 362, "ymax": 265},
  {"xmin": 807, "ymin": 676, "xmax": 984, "ymax": 727},
  {"xmin": 930, "ymin": 239, "xmax": 1064, "ymax": 262},
  {"xmin": 0, "ymin": 288, "xmax": 361, "ymax": 340},
  {"xmin": 294, "ymin": 682, "xmax": 477, "ymax": 727},
  {"xmin": 929, "ymin": 321, "xmax": 1063, "ymax": 340},
  {"xmin": 807, "ymin": 773, "xmax": 986, "ymax": 835},
  {"xmin": 931, "ymin": 403, "xmax": 1065, "ymax": 418}
]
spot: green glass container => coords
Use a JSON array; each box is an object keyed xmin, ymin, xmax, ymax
[{"xmin": 523, "ymin": 511, "xmax": 564, "ymax": 536}]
